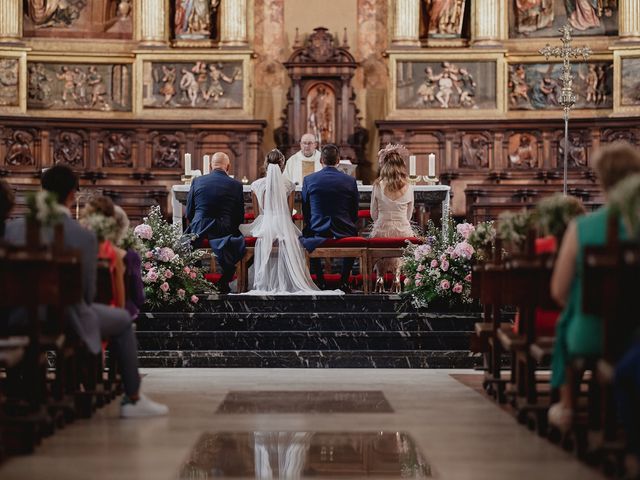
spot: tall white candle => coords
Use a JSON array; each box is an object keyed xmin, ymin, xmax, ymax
[
  {"xmin": 184, "ymin": 153, "xmax": 192, "ymax": 176},
  {"xmin": 409, "ymin": 155, "xmax": 416, "ymax": 176},
  {"xmin": 203, "ymin": 154, "xmax": 210, "ymax": 175},
  {"xmin": 428, "ymin": 153, "xmax": 436, "ymax": 177}
]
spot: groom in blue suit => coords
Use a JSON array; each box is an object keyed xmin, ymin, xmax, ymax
[
  {"xmin": 185, "ymin": 152, "xmax": 245, "ymax": 294},
  {"xmin": 301, "ymin": 144, "xmax": 359, "ymax": 290}
]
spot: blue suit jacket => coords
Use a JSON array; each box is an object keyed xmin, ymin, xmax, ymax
[
  {"xmin": 301, "ymin": 166, "xmax": 359, "ymax": 252},
  {"xmin": 185, "ymin": 169, "xmax": 245, "ymax": 241},
  {"xmin": 185, "ymin": 169, "xmax": 245, "ymax": 267}
]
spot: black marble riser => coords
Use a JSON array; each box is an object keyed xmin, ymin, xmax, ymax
[
  {"xmin": 193, "ymin": 294, "xmax": 449, "ymax": 313},
  {"xmin": 136, "ymin": 331, "xmax": 471, "ymax": 351},
  {"xmin": 136, "ymin": 312, "xmax": 481, "ymax": 333},
  {"xmin": 138, "ymin": 350, "xmax": 481, "ymax": 368}
]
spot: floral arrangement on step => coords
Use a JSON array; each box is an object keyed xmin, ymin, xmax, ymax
[
  {"xmin": 401, "ymin": 218, "xmax": 476, "ymax": 309},
  {"xmin": 133, "ymin": 206, "xmax": 213, "ymax": 311},
  {"xmin": 26, "ymin": 191, "xmax": 66, "ymax": 227},
  {"xmin": 609, "ymin": 173, "xmax": 640, "ymax": 240}
]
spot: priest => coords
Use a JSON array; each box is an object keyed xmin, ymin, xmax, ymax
[{"xmin": 283, "ymin": 133, "xmax": 322, "ymax": 185}]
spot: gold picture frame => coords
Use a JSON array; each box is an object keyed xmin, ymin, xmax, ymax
[
  {"xmin": 135, "ymin": 51, "xmax": 253, "ymax": 119},
  {"xmin": 0, "ymin": 48, "xmax": 28, "ymax": 116},
  {"xmin": 506, "ymin": 53, "xmax": 614, "ymax": 120},
  {"xmin": 387, "ymin": 51, "xmax": 506, "ymax": 119},
  {"xmin": 25, "ymin": 53, "xmax": 136, "ymax": 119},
  {"xmin": 613, "ymin": 47, "xmax": 640, "ymax": 116}
]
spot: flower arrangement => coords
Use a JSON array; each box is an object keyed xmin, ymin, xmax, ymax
[
  {"xmin": 467, "ymin": 221, "xmax": 496, "ymax": 262},
  {"xmin": 610, "ymin": 173, "xmax": 640, "ymax": 239},
  {"xmin": 80, "ymin": 213, "xmax": 118, "ymax": 242},
  {"xmin": 133, "ymin": 206, "xmax": 213, "ymax": 311},
  {"xmin": 26, "ymin": 191, "xmax": 66, "ymax": 226},
  {"xmin": 497, "ymin": 209, "xmax": 533, "ymax": 256},
  {"xmin": 533, "ymin": 194, "xmax": 585, "ymax": 240},
  {"xmin": 402, "ymin": 218, "xmax": 476, "ymax": 308}
]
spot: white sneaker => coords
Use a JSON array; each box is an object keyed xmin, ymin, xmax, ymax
[
  {"xmin": 120, "ymin": 394, "xmax": 169, "ymax": 418},
  {"xmin": 548, "ymin": 402, "xmax": 573, "ymax": 432}
]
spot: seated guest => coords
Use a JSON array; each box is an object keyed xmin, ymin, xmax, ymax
[
  {"xmin": 369, "ymin": 147, "xmax": 415, "ymax": 288},
  {"xmin": 81, "ymin": 196, "xmax": 126, "ymax": 308},
  {"xmin": 548, "ymin": 143, "xmax": 640, "ymax": 430},
  {"xmin": 615, "ymin": 331, "xmax": 640, "ymax": 478},
  {"xmin": 0, "ymin": 178, "xmax": 14, "ymax": 238},
  {"xmin": 301, "ymin": 144, "xmax": 359, "ymax": 291},
  {"xmin": 185, "ymin": 152, "xmax": 246, "ymax": 294},
  {"xmin": 4, "ymin": 165, "xmax": 168, "ymax": 418},
  {"xmin": 113, "ymin": 205, "xmax": 145, "ymax": 320}
]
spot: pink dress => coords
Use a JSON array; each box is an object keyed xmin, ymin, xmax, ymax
[{"xmin": 369, "ymin": 182, "xmax": 415, "ymax": 273}]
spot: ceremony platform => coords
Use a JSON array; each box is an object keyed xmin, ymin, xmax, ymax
[{"xmin": 136, "ymin": 294, "xmax": 481, "ymax": 369}]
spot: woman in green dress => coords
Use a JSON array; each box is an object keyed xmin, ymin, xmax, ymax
[{"xmin": 548, "ymin": 142, "xmax": 640, "ymax": 430}]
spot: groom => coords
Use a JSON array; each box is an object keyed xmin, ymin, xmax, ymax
[
  {"xmin": 301, "ymin": 144, "xmax": 359, "ymax": 291},
  {"xmin": 185, "ymin": 152, "xmax": 245, "ymax": 294}
]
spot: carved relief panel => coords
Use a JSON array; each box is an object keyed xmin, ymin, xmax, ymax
[
  {"xmin": 505, "ymin": 132, "xmax": 540, "ymax": 169},
  {"xmin": 2, "ymin": 128, "xmax": 37, "ymax": 168},
  {"xmin": 99, "ymin": 131, "xmax": 134, "ymax": 168},
  {"xmin": 555, "ymin": 130, "xmax": 589, "ymax": 168},
  {"xmin": 150, "ymin": 131, "xmax": 185, "ymax": 169},
  {"xmin": 52, "ymin": 130, "xmax": 86, "ymax": 167},
  {"xmin": 509, "ymin": 0, "xmax": 618, "ymax": 38},
  {"xmin": 0, "ymin": 59, "xmax": 19, "ymax": 107},
  {"xmin": 27, "ymin": 62, "xmax": 132, "ymax": 112},
  {"xmin": 460, "ymin": 133, "xmax": 491, "ymax": 169},
  {"xmin": 619, "ymin": 56, "xmax": 640, "ymax": 110},
  {"xmin": 508, "ymin": 61, "xmax": 613, "ymax": 111}
]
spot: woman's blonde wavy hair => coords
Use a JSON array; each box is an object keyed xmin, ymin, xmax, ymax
[{"xmin": 375, "ymin": 151, "xmax": 408, "ymax": 193}]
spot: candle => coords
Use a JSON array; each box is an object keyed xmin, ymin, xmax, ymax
[
  {"xmin": 428, "ymin": 153, "xmax": 436, "ymax": 178},
  {"xmin": 184, "ymin": 153, "xmax": 192, "ymax": 176},
  {"xmin": 203, "ymin": 155, "xmax": 210, "ymax": 175},
  {"xmin": 409, "ymin": 155, "xmax": 416, "ymax": 176}
]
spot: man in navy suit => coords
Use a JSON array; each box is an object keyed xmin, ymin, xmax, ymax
[
  {"xmin": 300, "ymin": 144, "xmax": 359, "ymax": 290},
  {"xmin": 185, "ymin": 152, "xmax": 245, "ymax": 294}
]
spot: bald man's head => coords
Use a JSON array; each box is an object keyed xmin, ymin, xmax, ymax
[
  {"xmin": 300, "ymin": 134, "xmax": 317, "ymax": 157},
  {"xmin": 211, "ymin": 152, "xmax": 230, "ymax": 173}
]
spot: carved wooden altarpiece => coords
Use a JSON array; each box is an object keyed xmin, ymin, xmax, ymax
[{"xmin": 276, "ymin": 27, "xmax": 368, "ymax": 164}]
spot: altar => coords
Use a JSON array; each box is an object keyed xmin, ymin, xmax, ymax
[{"xmin": 171, "ymin": 183, "xmax": 451, "ymax": 229}]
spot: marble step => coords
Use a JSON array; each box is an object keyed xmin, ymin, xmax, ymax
[
  {"xmin": 136, "ymin": 312, "xmax": 481, "ymax": 332},
  {"xmin": 196, "ymin": 294, "xmax": 435, "ymax": 313},
  {"xmin": 138, "ymin": 349, "xmax": 481, "ymax": 368},
  {"xmin": 136, "ymin": 330, "xmax": 471, "ymax": 351}
]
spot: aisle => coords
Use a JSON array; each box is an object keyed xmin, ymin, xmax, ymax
[{"xmin": 0, "ymin": 369, "xmax": 604, "ymax": 480}]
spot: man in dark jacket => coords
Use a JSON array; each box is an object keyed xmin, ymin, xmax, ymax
[{"xmin": 185, "ymin": 152, "xmax": 245, "ymax": 294}]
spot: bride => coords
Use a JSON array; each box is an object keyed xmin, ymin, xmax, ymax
[{"xmin": 239, "ymin": 149, "xmax": 342, "ymax": 295}]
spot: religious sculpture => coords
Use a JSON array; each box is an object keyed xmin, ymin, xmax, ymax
[
  {"xmin": 307, "ymin": 85, "xmax": 334, "ymax": 145},
  {"xmin": 508, "ymin": 134, "xmax": 537, "ymax": 168},
  {"xmin": 461, "ymin": 135, "xmax": 490, "ymax": 168},
  {"xmin": 53, "ymin": 131, "xmax": 84, "ymax": 166},
  {"xmin": 174, "ymin": 0, "xmax": 220, "ymax": 40},
  {"xmin": 5, "ymin": 130, "xmax": 35, "ymax": 167},
  {"xmin": 424, "ymin": 0, "xmax": 466, "ymax": 37},
  {"xmin": 145, "ymin": 61, "xmax": 241, "ymax": 109},
  {"xmin": 27, "ymin": 0, "xmax": 85, "ymax": 29},
  {"xmin": 514, "ymin": 0, "xmax": 554, "ymax": 34},
  {"xmin": 559, "ymin": 133, "xmax": 587, "ymax": 167},
  {"xmin": 104, "ymin": 133, "xmax": 132, "ymax": 167}
]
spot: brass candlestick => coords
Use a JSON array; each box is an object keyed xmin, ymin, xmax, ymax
[{"xmin": 408, "ymin": 175, "xmax": 422, "ymax": 185}]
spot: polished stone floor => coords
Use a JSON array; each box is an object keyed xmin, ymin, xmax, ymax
[{"xmin": 0, "ymin": 369, "xmax": 604, "ymax": 480}]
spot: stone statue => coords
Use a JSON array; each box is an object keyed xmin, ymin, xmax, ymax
[
  {"xmin": 307, "ymin": 86, "xmax": 333, "ymax": 145},
  {"xmin": 425, "ymin": 0, "xmax": 466, "ymax": 36},
  {"xmin": 514, "ymin": 0, "xmax": 554, "ymax": 34}
]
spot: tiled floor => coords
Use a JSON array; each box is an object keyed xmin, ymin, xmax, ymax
[{"xmin": 0, "ymin": 369, "xmax": 604, "ymax": 480}]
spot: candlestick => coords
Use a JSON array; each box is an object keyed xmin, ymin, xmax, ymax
[
  {"xmin": 428, "ymin": 153, "xmax": 436, "ymax": 178},
  {"xmin": 409, "ymin": 155, "xmax": 416, "ymax": 176},
  {"xmin": 184, "ymin": 153, "xmax": 192, "ymax": 176},
  {"xmin": 203, "ymin": 155, "xmax": 210, "ymax": 175}
]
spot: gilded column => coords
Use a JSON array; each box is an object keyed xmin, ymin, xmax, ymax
[
  {"xmin": 391, "ymin": 0, "xmax": 420, "ymax": 47},
  {"xmin": 0, "ymin": 0, "xmax": 21, "ymax": 43},
  {"xmin": 139, "ymin": 0, "xmax": 168, "ymax": 46},
  {"xmin": 221, "ymin": 0, "xmax": 248, "ymax": 46},
  {"xmin": 472, "ymin": 0, "xmax": 504, "ymax": 45},
  {"xmin": 619, "ymin": 0, "xmax": 640, "ymax": 40}
]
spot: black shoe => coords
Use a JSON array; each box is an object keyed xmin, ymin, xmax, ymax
[
  {"xmin": 339, "ymin": 282, "xmax": 352, "ymax": 294},
  {"xmin": 217, "ymin": 283, "xmax": 231, "ymax": 295}
]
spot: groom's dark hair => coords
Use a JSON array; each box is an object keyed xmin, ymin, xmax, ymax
[
  {"xmin": 41, "ymin": 165, "xmax": 78, "ymax": 204},
  {"xmin": 321, "ymin": 144, "xmax": 340, "ymax": 166}
]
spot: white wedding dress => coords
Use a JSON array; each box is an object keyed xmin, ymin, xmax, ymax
[{"xmin": 239, "ymin": 163, "xmax": 343, "ymax": 295}]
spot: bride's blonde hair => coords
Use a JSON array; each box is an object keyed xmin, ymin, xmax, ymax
[{"xmin": 375, "ymin": 151, "xmax": 408, "ymax": 193}]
